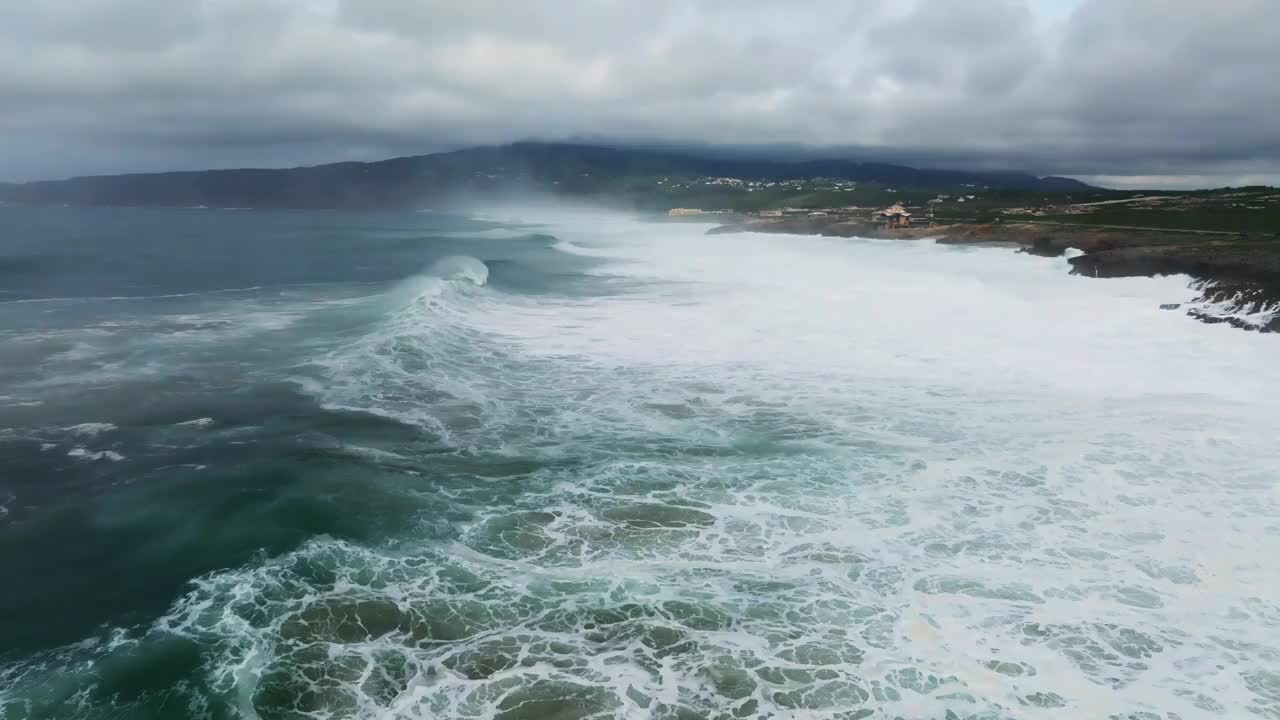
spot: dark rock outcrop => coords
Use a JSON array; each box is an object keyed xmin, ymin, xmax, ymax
[
  {"xmin": 1066, "ymin": 242, "xmax": 1280, "ymax": 283},
  {"xmin": 1054, "ymin": 241, "xmax": 1280, "ymax": 332}
]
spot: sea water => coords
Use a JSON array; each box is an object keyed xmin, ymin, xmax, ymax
[{"xmin": 0, "ymin": 206, "xmax": 1277, "ymax": 719}]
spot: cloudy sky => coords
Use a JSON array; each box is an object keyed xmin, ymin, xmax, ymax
[{"xmin": 1, "ymin": 0, "xmax": 1276, "ymax": 188}]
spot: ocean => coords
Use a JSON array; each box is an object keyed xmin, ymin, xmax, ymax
[{"xmin": 0, "ymin": 205, "xmax": 1277, "ymax": 719}]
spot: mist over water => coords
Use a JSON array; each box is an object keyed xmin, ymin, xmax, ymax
[{"xmin": 1, "ymin": 206, "xmax": 1278, "ymax": 719}]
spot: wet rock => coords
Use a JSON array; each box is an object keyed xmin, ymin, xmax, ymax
[
  {"xmin": 1069, "ymin": 244, "xmax": 1280, "ymax": 332},
  {"xmin": 1067, "ymin": 242, "xmax": 1280, "ymax": 281}
]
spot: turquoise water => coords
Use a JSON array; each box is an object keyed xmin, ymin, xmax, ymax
[{"xmin": 1, "ymin": 206, "xmax": 1278, "ymax": 719}]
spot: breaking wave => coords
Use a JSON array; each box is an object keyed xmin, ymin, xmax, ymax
[
  {"xmin": 1185, "ymin": 277, "xmax": 1280, "ymax": 332},
  {"xmin": 426, "ymin": 256, "xmax": 490, "ymax": 287},
  {"xmin": 3, "ymin": 212, "xmax": 1280, "ymax": 719}
]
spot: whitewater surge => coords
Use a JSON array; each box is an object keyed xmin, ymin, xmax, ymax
[{"xmin": 3, "ymin": 210, "xmax": 1279, "ymax": 719}]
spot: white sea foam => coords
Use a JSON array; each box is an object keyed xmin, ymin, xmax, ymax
[
  {"xmin": 1187, "ymin": 289, "xmax": 1280, "ymax": 330},
  {"xmin": 63, "ymin": 422, "xmax": 117, "ymax": 437},
  {"xmin": 10, "ymin": 210, "xmax": 1280, "ymax": 719},
  {"xmin": 67, "ymin": 447, "xmax": 126, "ymax": 462},
  {"xmin": 339, "ymin": 444, "xmax": 409, "ymax": 463},
  {"xmin": 270, "ymin": 211, "xmax": 1280, "ymax": 717}
]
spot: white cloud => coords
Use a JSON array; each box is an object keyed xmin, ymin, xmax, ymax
[{"xmin": 0, "ymin": 0, "xmax": 1275, "ymax": 187}]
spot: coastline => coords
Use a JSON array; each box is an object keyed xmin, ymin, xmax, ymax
[{"xmin": 706, "ymin": 217, "xmax": 1280, "ymax": 333}]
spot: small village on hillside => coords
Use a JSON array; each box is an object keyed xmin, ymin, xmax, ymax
[{"xmin": 669, "ymin": 202, "xmax": 934, "ymax": 230}]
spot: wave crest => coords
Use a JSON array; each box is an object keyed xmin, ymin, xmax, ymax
[
  {"xmin": 425, "ymin": 255, "xmax": 489, "ymax": 287},
  {"xmin": 386, "ymin": 255, "xmax": 490, "ymax": 309}
]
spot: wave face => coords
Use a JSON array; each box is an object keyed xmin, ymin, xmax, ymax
[{"xmin": 2, "ymin": 207, "xmax": 1280, "ymax": 719}]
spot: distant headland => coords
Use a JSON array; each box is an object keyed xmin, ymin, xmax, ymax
[{"xmin": 0, "ymin": 142, "xmax": 1091, "ymax": 210}]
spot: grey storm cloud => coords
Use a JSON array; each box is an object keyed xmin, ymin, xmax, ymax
[{"xmin": 0, "ymin": 0, "xmax": 1277, "ymax": 187}]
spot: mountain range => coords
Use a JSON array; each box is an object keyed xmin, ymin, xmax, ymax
[{"xmin": 0, "ymin": 142, "xmax": 1094, "ymax": 209}]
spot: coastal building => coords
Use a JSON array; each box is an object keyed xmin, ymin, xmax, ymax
[
  {"xmin": 667, "ymin": 208, "xmax": 705, "ymax": 216},
  {"xmin": 875, "ymin": 204, "xmax": 912, "ymax": 228}
]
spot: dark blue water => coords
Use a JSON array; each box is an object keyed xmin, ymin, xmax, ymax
[
  {"xmin": 0, "ymin": 207, "xmax": 590, "ymax": 681},
  {"xmin": 0, "ymin": 207, "xmax": 569, "ymax": 301}
]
